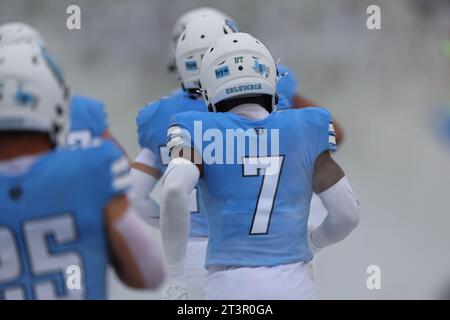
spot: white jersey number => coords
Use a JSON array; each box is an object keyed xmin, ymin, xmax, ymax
[
  {"xmin": 0, "ymin": 214, "xmax": 84, "ymax": 300},
  {"xmin": 160, "ymin": 145, "xmax": 199, "ymax": 213},
  {"xmin": 243, "ymin": 156, "xmax": 285, "ymax": 235}
]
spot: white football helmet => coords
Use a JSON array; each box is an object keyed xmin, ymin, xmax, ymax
[
  {"xmin": 175, "ymin": 15, "xmax": 237, "ymax": 92},
  {"xmin": 0, "ymin": 22, "xmax": 45, "ymax": 47},
  {"xmin": 199, "ymin": 33, "xmax": 278, "ymax": 112},
  {"xmin": 169, "ymin": 7, "xmax": 237, "ymax": 72},
  {"xmin": 0, "ymin": 42, "xmax": 70, "ymax": 146}
]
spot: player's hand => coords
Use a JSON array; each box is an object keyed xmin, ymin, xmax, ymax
[
  {"xmin": 162, "ymin": 276, "xmax": 189, "ymax": 300},
  {"xmin": 162, "ymin": 264, "xmax": 189, "ymax": 300}
]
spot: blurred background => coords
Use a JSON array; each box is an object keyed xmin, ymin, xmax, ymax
[{"xmin": 1, "ymin": 0, "xmax": 450, "ymax": 299}]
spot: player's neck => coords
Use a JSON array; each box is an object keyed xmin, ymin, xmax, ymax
[
  {"xmin": 0, "ymin": 132, "xmax": 54, "ymax": 161},
  {"xmin": 230, "ymin": 103, "xmax": 270, "ymax": 121}
]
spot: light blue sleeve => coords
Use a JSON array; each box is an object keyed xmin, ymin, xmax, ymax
[
  {"xmin": 297, "ymin": 108, "xmax": 337, "ymax": 167},
  {"xmin": 91, "ymin": 141, "xmax": 131, "ymax": 201},
  {"xmin": 307, "ymin": 107, "xmax": 337, "ymax": 155},
  {"xmin": 276, "ymin": 64, "xmax": 298, "ymax": 106},
  {"xmin": 70, "ymin": 95, "xmax": 108, "ymax": 137},
  {"xmin": 167, "ymin": 112, "xmax": 199, "ymax": 157}
]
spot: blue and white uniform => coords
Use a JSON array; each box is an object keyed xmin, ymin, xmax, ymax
[
  {"xmin": 137, "ymin": 91, "xmax": 209, "ymax": 238},
  {"xmin": 168, "ymin": 107, "xmax": 336, "ymax": 299},
  {"xmin": 0, "ymin": 141, "xmax": 130, "ymax": 300},
  {"xmin": 136, "ymin": 91, "xmax": 209, "ymax": 299}
]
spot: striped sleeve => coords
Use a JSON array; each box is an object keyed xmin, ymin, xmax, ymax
[
  {"xmin": 166, "ymin": 116, "xmax": 195, "ymax": 158},
  {"xmin": 110, "ymin": 155, "xmax": 131, "ymax": 194},
  {"xmin": 328, "ymin": 120, "xmax": 337, "ymax": 152}
]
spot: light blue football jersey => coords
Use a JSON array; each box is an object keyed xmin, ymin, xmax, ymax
[
  {"xmin": 136, "ymin": 91, "xmax": 209, "ymax": 237},
  {"xmin": 168, "ymin": 107, "xmax": 337, "ymax": 267},
  {"xmin": 68, "ymin": 95, "xmax": 108, "ymax": 147},
  {"xmin": 0, "ymin": 141, "xmax": 130, "ymax": 300}
]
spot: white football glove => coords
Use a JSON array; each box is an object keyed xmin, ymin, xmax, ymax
[
  {"xmin": 163, "ymin": 281, "xmax": 189, "ymax": 300},
  {"xmin": 162, "ymin": 265, "xmax": 189, "ymax": 300}
]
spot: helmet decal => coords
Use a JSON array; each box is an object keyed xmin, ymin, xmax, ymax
[
  {"xmin": 185, "ymin": 60, "xmax": 198, "ymax": 71},
  {"xmin": 15, "ymin": 85, "xmax": 38, "ymax": 108},
  {"xmin": 215, "ymin": 66, "xmax": 230, "ymax": 79},
  {"xmin": 252, "ymin": 60, "xmax": 270, "ymax": 78},
  {"xmin": 225, "ymin": 19, "xmax": 239, "ymax": 32}
]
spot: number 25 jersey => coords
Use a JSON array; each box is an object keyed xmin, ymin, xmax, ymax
[{"xmin": 0, "ymin": 141, "xmax": 130, "ymax": 300}]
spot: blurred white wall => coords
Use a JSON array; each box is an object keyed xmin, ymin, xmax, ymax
[{"xmin": 1, "ymin": 0, "xmax": 450, "ymax": 299}]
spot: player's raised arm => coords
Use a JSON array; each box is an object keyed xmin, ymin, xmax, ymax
[
  {"xmin": 308, "ymin": 150, "xmax": 360, "ymax": 252},
  {"xmin": 105, "ymin": 194, "xmax": 165, "ymax": 289}
]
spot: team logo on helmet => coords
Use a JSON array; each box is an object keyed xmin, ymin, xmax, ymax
[
  {"xmin": 252, "ymin": 60, "xmax": 270, "ymax": 78},
  {"xmin": 15, "ymin": 85, "xmax": 39, "ymax": 109},
  {"xmin": 215, "ymin": 66, "xmax": 230, "ymax": 79},
  {"xmin": 185, "ymin": 60, "xmax": 198, "ymax": 71}
]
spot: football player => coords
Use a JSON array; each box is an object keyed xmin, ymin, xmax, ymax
[
  {"xmin": 0, "ymin": 22, "xmax": 127, "ymax": 151},
  {"xmin": 160, "ymin": 33, "xmax": 360, "ymax": 299},
  {"xmin": 0, "ymin": 43, "xmax": 164, "ymax": 300},
  {"xmin": 130, "ymin": 13, "xmax": 238, "ymax": 299},
  {"xmin": 167, "ymin": 8, "xmax": 290, "ymax": 108}
]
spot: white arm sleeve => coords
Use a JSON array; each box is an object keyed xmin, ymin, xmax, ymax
[
  {"xmin": 129, "ymin": 148, "xmax": 161, "ymax": 227},
  {"xmin": 308, "ymin": 176, "xmax": 360, "ymax": 252},
  {"xmin": 113, "ymin": 206, "xmax": 166, "ymax": 289},
  {"xmin": 160, "ymin": 158, "xmax": 200, "ymax": 277}
]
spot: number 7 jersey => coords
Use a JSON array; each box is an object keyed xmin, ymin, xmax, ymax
[{"xmin": 168, "ymin": 107, "xmax": 337, "ymax": 268}]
